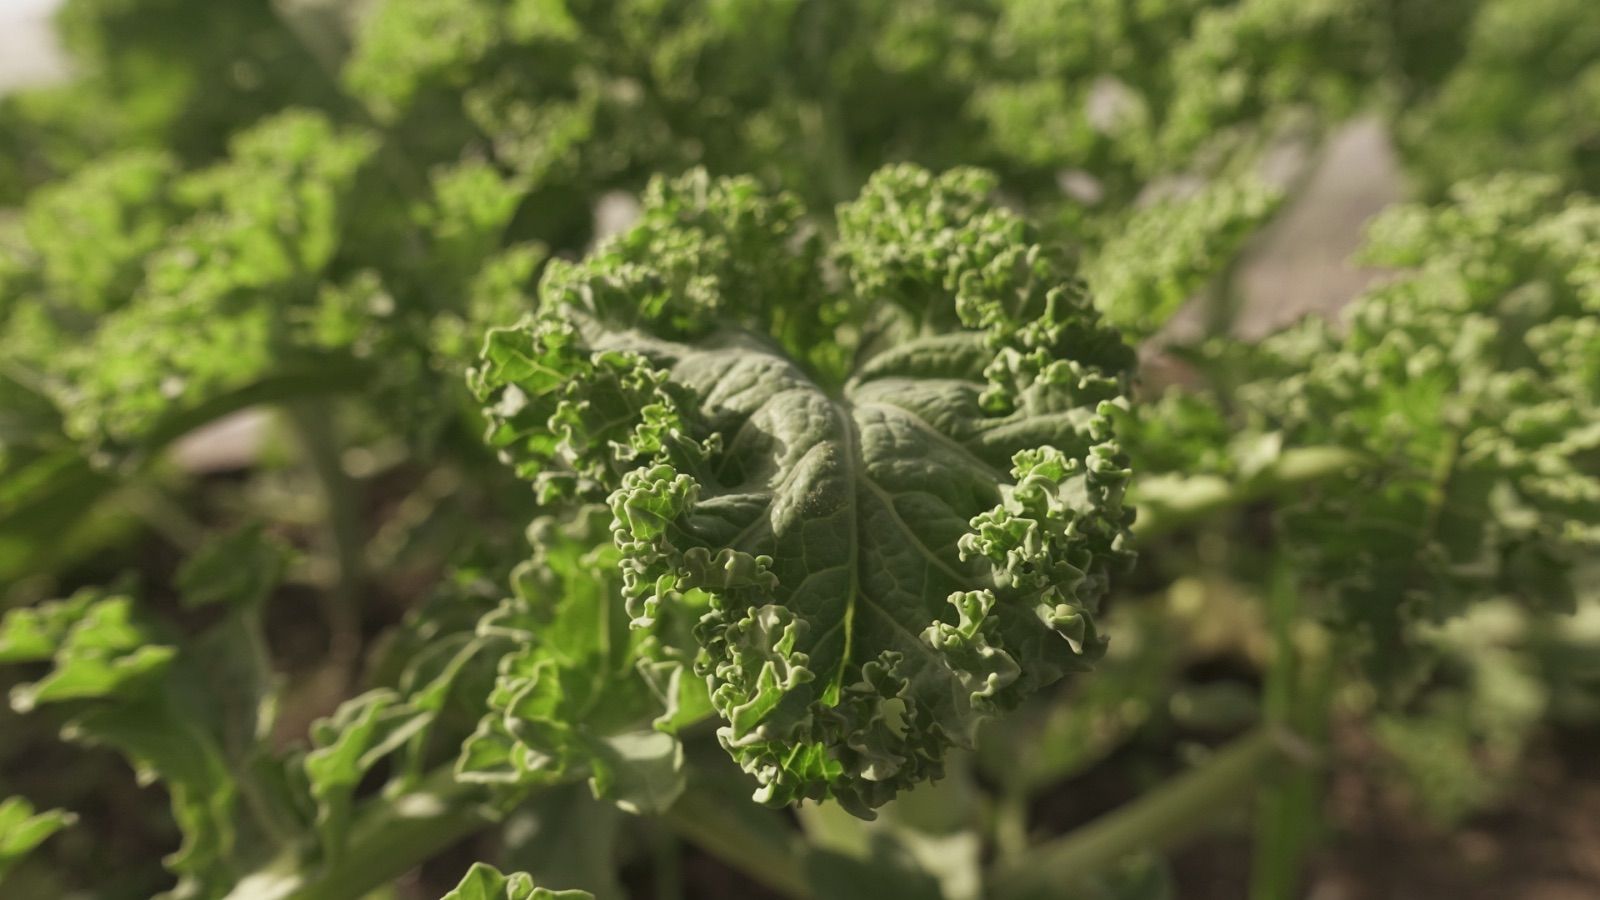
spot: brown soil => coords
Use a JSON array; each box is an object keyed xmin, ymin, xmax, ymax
[
  {"xmin": 1305, "ymin": 726, "xmax": 1600, "ymax": 900},
  {"xmin": 1161, "ymin": 724, "xmax": 1600, "ymax": 900}
]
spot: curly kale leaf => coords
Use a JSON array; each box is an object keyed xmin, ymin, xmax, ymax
[
  {"xmin": 1084, "ymin": 174, "xmax": 1283, "ymax": 338},
  {"xmin": 456, "ymin": 509, "xmax": 695, "ymax": 816},
  {"xmin": 473, "ymin": 165, "xmax": 1135, "ymax": 814},
  {"xmin": 1398, "ymin": 0, "xmax": 1600, "ymax": 195},
  {"xmin": 0, "ymin": 106, "xmax": 547, "ymax": 468},
  {"xmin": 27, "ymin": 111, "xmax": 378, "ymax": 452},
  {"xmin": 1124, "ymin": 174, "xmax": 1600, "ymax": 678}
]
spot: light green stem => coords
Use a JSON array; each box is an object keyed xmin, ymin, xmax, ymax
[
  {"xmin": 989, "ymin": 726, "xmax": 1313, "ymax": 899},
  {"xmin": 123, "ymin": 484, "xmax": 209, "ymax": 552},
  {"xmin": 286, "ymin": 402, "xmax": 364, "ymax": 670},
  {"xmin": 1132, "ymin": 445, "xmax": 1365, "ymax": 539},
  {"xmin": 225, "ymin": 769, "xmax": 493, "ymax": 900},
  {"xmin": 663, "ymin": 781, "xmax": 810, "ymax": 899},
  {"xmin": 226, "ymin": 772, "xmax": 811, "ymax": 900},
  {"xmin": 135, "ymin": 360, "xmax": 371, "ymax": 466},
  {"xmin": 1201, "ymin": 245, "xmax": 1247, "ymax": 339},
  {"xmin": 993, "ymin": 787, "xmax": 1032, "ymax": 864},
  {"xmin": 1250, "ymin": 561, "xmax": 1331, "ymax": 900}
]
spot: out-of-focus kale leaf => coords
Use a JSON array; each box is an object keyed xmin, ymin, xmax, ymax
[{"xmin": 1123, "ymin": 174, "xmax": 1600, "ymax": 679}]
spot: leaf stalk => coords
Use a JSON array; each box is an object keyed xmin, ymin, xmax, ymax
[{"xmin": 988, "ymin": 725, "xmax": 1316, "ymax": 899}]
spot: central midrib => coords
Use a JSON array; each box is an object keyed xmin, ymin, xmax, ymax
[
  {"xmin": 806, "ymin": 399, "xmax": 973, "ymax": 699},
  {"xmin": 830, "ymin": 398, "xmax": 861, "ymax": 700},
  {"xmin": 675, "ymin": 337, "xmax": 989, "ymax": 698}
]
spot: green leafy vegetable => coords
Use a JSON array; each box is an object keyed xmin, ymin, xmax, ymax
[
  {"xmin": 3, "ymin": 1, "xmax": 1599, "ymax": 897},
  {"xmin": 473, "ymin": 165, "xmax": 1136, "ymax": 813},
  {"xmin": 1126, "ymin": 173, "xmax": 1600, "ymax": 674},
  {"xmin": 457, "ymin": 510, "xmax": 693, "ymax": 815},
  {"xmin": 1399, "ymin": 0, "xmax": 1600, "ymax": 194}
]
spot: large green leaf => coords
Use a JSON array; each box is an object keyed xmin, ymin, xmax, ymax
[{"xmin": 474, "ymin": 166, "xmax": 1136, "ymax": 814}]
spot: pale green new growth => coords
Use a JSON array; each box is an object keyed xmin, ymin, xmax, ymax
[
  {"xmin": 441, "ymin": 862, "xmax": 593, "ymax": 900},
  {"xmin": 0, "ymin": 797, "xmax": 76, "ymax": 881},
  {"xmin": 456, "ymin": 510, "xmax": 692, "ymax": 815}
]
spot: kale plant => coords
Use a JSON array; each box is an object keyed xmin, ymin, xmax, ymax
[
  {"xmin": 1, "ymin": 1, "xmax": 1597, "ymax": 898},
  {"xmin": 470, "ymin": 167, "xmax": 1135, "ymax": 812}
]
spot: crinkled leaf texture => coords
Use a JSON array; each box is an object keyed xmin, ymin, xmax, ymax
[
  {"xmin": 1, "ymin": 588, "xmax": 249, "ymax": 896},
  {"xmin": 1123, "ymin": 173, "xmax": 1600, "ymax": 682},
  {"xmin": 473, "ymin": 166, "xmax": 1135, "ymax": 814},
  {"xmin": 455, "ymin": 510, "xmax": 693, "ymax": 815}
]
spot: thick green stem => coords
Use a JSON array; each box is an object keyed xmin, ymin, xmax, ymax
[
  {"xmin": 662, "ymin": 780, "xmax": 810, "ymax": 899},
  {"xmin": 993, "ymin": 787, "xmax": 1032, "ymax": 864},
  {"xmin": 224, "ymin": 770, "xmax": 809, "ymax": 900},
  {"xmin": 1132, "ymin": 445, "xmax": 1365, "ymax": 540},
  {"xmin": 1252, "ymin": 567, "xmax": 1305, "ymax": 898},
  {"xmin": 134, "ymin": 360, "xmax": 371, "ymax": 467},
  {"xmin": 989, "ymin": 726, "xmax": 1314, "ymax": 899},
  {"xmin": 1250, "ymin": 562, "xmax": 1332, "ymax": 900},
  {"xmin": 269, "ymin": 0, "xmax": 352, "ymax": 75},
  {"xmin": 1201, "ymin": 245, "xmax": 1247, "ymax": 339},
  {"xmin": 1, "ymin": 361, "xmax": 369, "ymax": 582},
  {"xmin": 123, "ymin": 484, "xmax": 208, "ymax": 552},
  {"xmin": 286, "ymin": 402, "xmax": 364, "ymax": 672},
  {"xmin": 650, "ymin": 828, "xmax": 684, "ymax": 900},
  {"xmin": 225, "ymin": 769, "xmax": 493, "ymax": 900}
]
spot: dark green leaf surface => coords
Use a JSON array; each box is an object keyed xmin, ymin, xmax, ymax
[{"xmin": 474, "ymin": 166, "xmax": 1136, "ymax": 813}]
